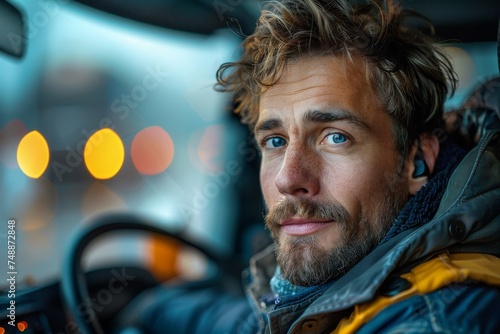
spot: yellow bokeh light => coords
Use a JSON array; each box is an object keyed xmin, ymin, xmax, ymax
[
  {"xmin": 17, "ymin": 130, "xmax": 50, "ymax": 178},
  {"xmin": 84, "ymin": 128, "xmax": 125, "ymax": 179}
]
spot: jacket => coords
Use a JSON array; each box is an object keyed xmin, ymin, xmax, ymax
[{"xmin": 244, "ymin": 129, "xmax": 500, "ymax": 333}]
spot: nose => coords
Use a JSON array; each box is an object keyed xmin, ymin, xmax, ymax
[{"xmin": 275, "ymin": 143, "xmax": 320, "ymax": 197}]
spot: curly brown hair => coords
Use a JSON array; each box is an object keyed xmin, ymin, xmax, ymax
[{"xmin": 216, "ymin": 0, "xmax": 457, "ymax": 159}]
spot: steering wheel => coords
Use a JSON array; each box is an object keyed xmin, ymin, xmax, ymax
[{"xmin": 60, "ymin": 213, "xmax": 223, "ymax": 334}]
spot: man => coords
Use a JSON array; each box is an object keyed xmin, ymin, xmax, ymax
[{"xmin": 123, "ymin": 0, "xmax": 500, "ymax": 332}]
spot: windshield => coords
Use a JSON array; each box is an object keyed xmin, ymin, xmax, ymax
[{"xmin": 0, "ymin": 0, "xmax": 248, "ymax": 287}]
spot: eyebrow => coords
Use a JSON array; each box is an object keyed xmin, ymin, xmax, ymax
[
  {"xmin": 303, "ymin": 109, "xmax": 370, "ymax": 130},
  {"xmin": 254, "ymin": 118, "xmax": 284, "ymax": 134},
  {"xmin": 254, "ymin": 108, "xmax": 370, "ymax": 134}
]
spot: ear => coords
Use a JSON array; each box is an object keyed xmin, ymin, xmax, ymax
[{"xmin": 406, "ymin": 133, "xmax": 440, "ymax": 195}]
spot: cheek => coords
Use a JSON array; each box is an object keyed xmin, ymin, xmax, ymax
[
  {"xmin": 323, "ymin": 157, "xmax": 399, "ymax": 212},
  {"xmin": 260, "ymin": 163, "xmax": 279, "ymax": 205}
]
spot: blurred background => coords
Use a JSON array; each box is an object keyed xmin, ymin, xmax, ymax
[{"xmin": 0, "ymin": 0, "xmax": 499, "ymax": 289}]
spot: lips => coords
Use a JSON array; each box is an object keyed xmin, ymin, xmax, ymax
[{"xmin": 280, "ymin": 218, "xmax": 333, "ymax": 236}]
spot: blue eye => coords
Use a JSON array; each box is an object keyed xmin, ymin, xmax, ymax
[
  {"xmin": 264, "ymin": 137, "xmax": 286, "ymax": 148},
  {"xmin": 326, "ymin": 133, "xmax": 347, "ymax": 144}
]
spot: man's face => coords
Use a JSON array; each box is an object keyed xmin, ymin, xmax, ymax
[{"xmin": 255, "ymin": 55, "xmax": 409, "ymax": 286}]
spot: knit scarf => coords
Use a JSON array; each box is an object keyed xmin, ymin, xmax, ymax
[{"xmin": 270, "ymin": 139, "xmax": 467, "ymax": 297}]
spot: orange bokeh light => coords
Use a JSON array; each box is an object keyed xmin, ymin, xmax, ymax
[
  {"xmin": 189, "ymin": 124, "xmax": 224, "ymax": 173},
  {"xmin": 131, "ymin": 126, "xmax": 174, "ymax": 175},
  {"xmin": 0, "ymin": 326, "xmax": 5, "ymax": 334},
  {"xmin": 17, "ymin": 321, "xmax": 28, "ymax": 332}
]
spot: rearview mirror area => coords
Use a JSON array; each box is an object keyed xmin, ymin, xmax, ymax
[{"xmin": 0, "ymin": 0, "xmax": 25, "ymax": 58}]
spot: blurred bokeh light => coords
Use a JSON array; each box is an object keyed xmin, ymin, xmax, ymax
[
  {"xmin": 17, "ymin": 130, "xmax": 50, "ymax": 178},
  {"xmin": 17, "ymin": 321, "xmax": 28, "ymax": 332},
  {"xmin": 189, "ymin": 124, "xmax": 225, "ymax": 173},
  {"xmin": 444, "ymin": 46, "xmax": 477, "ymax": 92},
  {"xmin": 131, "ymin": 125, "xmax": 174, "ymax": 175},
  {"xmin": 84, "ymin": 128, "xmax": 125, "ymax": 179}
]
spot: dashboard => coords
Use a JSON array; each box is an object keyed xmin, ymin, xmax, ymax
[{"xmin": 0, "ymin": 266, "xmax": 158, "ymax": 334}]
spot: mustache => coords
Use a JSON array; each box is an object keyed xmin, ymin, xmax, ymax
[{"xmin": 265, "ymin": 198, "xmax": 350, "ymax": 227}]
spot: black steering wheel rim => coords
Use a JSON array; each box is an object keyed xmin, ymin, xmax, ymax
[{"xmin": 60, "ymin": 213, "xmax": 223, "ymax": 334}]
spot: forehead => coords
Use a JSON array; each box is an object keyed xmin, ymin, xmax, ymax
[{"xmin": 258, "ymin": 55, "xmax": 382, "ymax": 122}]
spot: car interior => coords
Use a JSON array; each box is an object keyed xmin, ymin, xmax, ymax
[{"xmin": 0, "ymin": 0, "xmax": 499, "ymax": 333}]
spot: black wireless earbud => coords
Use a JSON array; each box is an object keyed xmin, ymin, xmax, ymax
[{"xmin": 412, "ymin": 147, "xmax": 429, "ymax": 178}]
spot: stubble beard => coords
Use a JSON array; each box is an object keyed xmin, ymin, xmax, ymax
[{"xmin": 265, "ymin": 184, "xmax": 406, "ymax": 287}]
